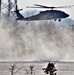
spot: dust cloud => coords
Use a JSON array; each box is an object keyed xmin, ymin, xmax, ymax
[{"xmin": 0, "ymin": 17, "xmax": 74, "ymax": 61}]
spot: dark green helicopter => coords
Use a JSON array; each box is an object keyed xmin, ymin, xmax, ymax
[{"xmin": 14, "ymin": 3, "xmax": 74, "ymax": 22}]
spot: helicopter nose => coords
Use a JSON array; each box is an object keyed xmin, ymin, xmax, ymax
[{"xmin": 66, "ymin": 14, "xmax": 69, "ymax": 17}]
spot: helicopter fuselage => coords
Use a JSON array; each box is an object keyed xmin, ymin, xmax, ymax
[
  {"xmin": 23, "ymin": 10, "xmax": 69, "ymax": 21},
  {"xmin": 13, "ymin": 3, "xmax": 73, "ymax": 22}
]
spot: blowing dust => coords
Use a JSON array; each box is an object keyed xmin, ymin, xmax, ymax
[{"xmin": 0, "ymin": 17, "xmax": 74, "ymax": 61}]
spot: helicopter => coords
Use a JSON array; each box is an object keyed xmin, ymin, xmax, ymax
[{"xmin": 13, "ymin": 3, "xmax": 74, "ymax": 22}]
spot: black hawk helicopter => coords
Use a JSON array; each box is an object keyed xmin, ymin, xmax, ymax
[{"xmin": 13, "ymin": 3, "xmax": 74, "ymax": 22}]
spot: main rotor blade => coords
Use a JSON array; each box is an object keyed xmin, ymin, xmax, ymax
[
  {"xmin": 55, "ymin": 5, "xmax": 74, "ymax": 8},
  {"xmin": 26, "ymin": 6, "xmax": 45, "ymax": 8},
  {"xmin": 34, "ymin": 4, "xmax": 74, "ymax": 8},
  {"xmin": 27, "ymin": 5, "xmax": 55, "ymax": 9},
  {"xmin": 34, "ymin": 4, "xmax": 52, "ymax": 8},
  {"xmin": 27, "ymin": 4, "xmax": 74, "ymax": 9}
]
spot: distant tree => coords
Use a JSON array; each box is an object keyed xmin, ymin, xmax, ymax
[
  {"xmin": 43, "ymin": 62, "xmax": 57, "ymax": 75},
  {"xmin": 25, "ymin": 65, "xmax": 35, "ymax": 75},
  {"xmin": 8, "ymin": 64, "xmax": 23, "ymax": 75}
]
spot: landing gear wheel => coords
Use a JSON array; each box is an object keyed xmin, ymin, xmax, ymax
[
  {"xmin": 58, "ymin": 19, "xmax": 61, "ymax": 22},
  {"xmin": 54, "ymin": 19, "xmax": 57, "ymax": 21}
]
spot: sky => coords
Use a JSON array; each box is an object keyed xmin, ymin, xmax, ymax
[{"xmin": 2, "ymin": 0, "xmax": 74, "ymax": 20}]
